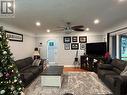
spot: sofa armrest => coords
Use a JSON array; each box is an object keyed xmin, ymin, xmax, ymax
[
  {"xmin": 114, "ymin": 76, "xmax": 127, "ymax": 95},
  {"xmin": 98, "ymin": 64, "xmax": 113, "ymax": 70}
]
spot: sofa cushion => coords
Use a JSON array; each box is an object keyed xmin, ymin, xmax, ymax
[
  {"xmin": 113, "ymin": 68, "xmax": 121, "ymax": 74},
  {"xmin": 98, "ymin": 69, "xmax": 118, "ymax": 78},
  {"xmin": 98, "ymin": 64, "xmax": 113, "ymax": 70},
  {"xmin": 20, "ymin": 65, "xmax": 31, "ymax": 72},
  {"xmin": 32, "ymin": 59, "xmax": 41, "ymax": 66},
  {"xmin": 24, "ymin": 57, "xmax": 33, "ymax": 66},
  {"xmin": 15, "ymin": 59, "xmax": 27, "ymax": 70},
  {"xmin": 111, "ymin": 59, "xmax": 127, "ymax": 71},
  {"xmin": 15, "ymin": 57, "xmax": 33, "ymax": 70},
  {"xmin": 21, "ymin": 66, "xmax": 40, "ymax": 75}
]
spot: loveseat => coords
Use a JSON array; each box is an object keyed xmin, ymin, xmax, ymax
[
  {"xmin": 15, "ymin": 57, "xmax": 44, "ymax": 87},
  {"xmin": 98, "ymin": 59, "xmax": 127, "ymax": 95}
]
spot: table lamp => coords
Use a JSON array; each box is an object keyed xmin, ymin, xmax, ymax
[{"xmin": 33, "ymin": 47, "xmax": 40, "ymax": 60}]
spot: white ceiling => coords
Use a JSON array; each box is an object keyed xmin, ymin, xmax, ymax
[{"xmin": 0, "ymin": 0, "xmax": 127, "ymax": 34}]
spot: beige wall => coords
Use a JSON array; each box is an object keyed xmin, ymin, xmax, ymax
[
  {"xmin": 0, "ymin": 23, "xmax": 105, "ymax": 64},
  {"xmin": 35, "ymin": 31, "xmax": 105, "ymax": 66}
]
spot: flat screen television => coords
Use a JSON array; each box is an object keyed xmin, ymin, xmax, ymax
[{"xmin": 86, "ymin": 42, "xmax": 106, "ymax": 56}]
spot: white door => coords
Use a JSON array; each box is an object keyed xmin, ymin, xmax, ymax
[{"xmin": 47, "ymin": 40, "xmax": 57, "ymax": 65}]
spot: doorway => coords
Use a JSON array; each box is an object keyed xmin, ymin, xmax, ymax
[{"xmin": 47, "ymin": 40, "xmax": 57, "ymax": 65}]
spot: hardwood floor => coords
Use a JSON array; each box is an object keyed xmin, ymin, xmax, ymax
[{"xmin": 63, "ymin": 67, "xmax": 86, "ymax": 72}]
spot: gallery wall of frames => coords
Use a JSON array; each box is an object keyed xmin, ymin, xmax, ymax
[{"xmin": 63, "ymin": 36, "xmax": 87, "ymax": 50}]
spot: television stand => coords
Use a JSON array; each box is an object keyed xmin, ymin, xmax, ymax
[{"xmin": 80, "ymin": 55, "xmax": 100, "ymax": 72}]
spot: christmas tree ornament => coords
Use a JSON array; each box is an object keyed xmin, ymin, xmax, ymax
[
  {"xmin": 9, "ymin": 80, "xmax": 11, "ymax": 83},
  {"xmin": 3, "ymin": 51, "xmax": 7, "ymax": 55},
  {"xmin": 0, "ymin": 35, "xmax": 2, "ymax": 41},
  {"xmin": 11, "ymin": 86, "xmax": 14, "ymax": 91},
  {"xmin": 0, "ymin": 72, "xmax": 3, "ymax": 77},
  {"xmin": 7, "ymin": 39, "xmax": 9, "ymax": 42},
  {"xmin": 16, "ymin": 70, "xmax": 19, "ymax": 73},
  {"xmin": 18, "ymin": 87, "xmax": 22, "ymax": 91},
  {"xmin": 5, "ymin": 73, "xmax": 10, "ymax": 77},
  {"xmin": 0, "ymin": 90, "xmax": 5, "ymax": 94},
  {"xmin": 14, "ymin": 79, "xmax": 17, "ymax": 83},
  {"xmin": 9, "ymin": 65, "xmax": 13, "ymax": 68},
  {"xmin": 13, "ymin": 91, "xmax": 17, "ymax": 95},
  {"xmin": 19, "ymin": 80, "xmax": 22, "ymax": 83},
  {"xmin": 18, "ymin": 74, "xmax": 20, "ymax": 77}
]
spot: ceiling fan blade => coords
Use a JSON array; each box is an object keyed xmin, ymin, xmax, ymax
[
  {"xmin": 73, "ymin": 28, "xmax": 84, "ymax": 31},
  {"xmin": 71, "ymin": 25, "xmax": 84, "ymax": 29}
]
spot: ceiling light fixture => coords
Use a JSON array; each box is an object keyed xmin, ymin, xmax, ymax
[
  {"xmin": 118, "ymin": 0, "xmax": 126, "ymax": 2},
  {"xmin": 47, "ymin": 29, "xmax": 50, "ymax": 33},
  {"xmin": 86, "ymin": 28, "xmax": 90, "ymax": 31},
  {"xmin": 94, "ymin": 19, "xmax": 100, "ymax": 24},
  {"xmin": 36, "ymin": 22, "xmax": 41, "ymax": 26}
]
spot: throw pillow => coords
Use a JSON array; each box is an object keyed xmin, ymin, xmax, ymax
[
  {"xmin": 120, "ymin": 65, "xmax": 127, "ymax": 76},
  {"xmin": 32, "ymin": 59, "xmax": 41, "ymax": 66},
  {"xmin": 32, "ymin": 59, "xmax": 37, "ymax": 66},
  {"xmin": 36, "ymin": 59, "xmax": 41, "ymax": 66}
]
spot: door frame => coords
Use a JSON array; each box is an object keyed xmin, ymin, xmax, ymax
[{"xmin": 47, "ymin": 39, "xmax": 57, "ymax": 64}]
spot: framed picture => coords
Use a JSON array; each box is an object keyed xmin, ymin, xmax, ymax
[
  {"xmin": 72, "ymin": 36, "xmax": 77, "ymax": 42},
  {"xmin": 79, "ymin": 36, "xmax": 87, "ymax": 43},
  {"xmin": 71, "ymin": 43, "xmax": 79, "ymax": 50},
  {"xmin": 80, "ymin": 43, "xmax": 86, "ymax": 50},
  {"xmin": 64, "ymin": 43, "xmax": 70, "ymax": 50},
  {"xmin": 63, "ymin": 36, "xmax": 71, "ymax": 43},
  {"xmin": 6, "ymin": 31, "xmax": 23, "ymax": 42}
]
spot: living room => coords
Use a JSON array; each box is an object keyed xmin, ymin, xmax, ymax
[{"xmin": 0, "ymin": 0, "xmax": 127, "ymax": 95}]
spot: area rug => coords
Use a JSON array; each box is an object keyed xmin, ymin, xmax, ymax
[{"xmin": 24, "ymin": 72, "xmax": 112, "ymax": 95}]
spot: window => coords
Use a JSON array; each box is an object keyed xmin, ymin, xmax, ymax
[{"xmin": 120, "ymin": 35, "xmax": 127, "ymax": 60}]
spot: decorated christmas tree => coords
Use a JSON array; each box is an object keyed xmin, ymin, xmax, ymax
[{"xmin": 0, "ymin": 26, "xmax": 23, "ymax": 95}]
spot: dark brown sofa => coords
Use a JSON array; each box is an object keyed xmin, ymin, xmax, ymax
[
  {"xmin": 98, "ymin": 59, "xmax": 127, "ymax": 95},
  {"xmin": 15, "ymin": 57, "xmax": 44, "ymax": 87}
]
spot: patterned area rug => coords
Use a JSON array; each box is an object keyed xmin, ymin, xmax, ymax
[{"xmin": 24, "ymin": 72, "xmax": 112, "ymax": 95}]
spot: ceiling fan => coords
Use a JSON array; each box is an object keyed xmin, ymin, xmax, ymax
[{"xmin": 55, "ymin": 22, "xmax": 84, "ymax": 33}]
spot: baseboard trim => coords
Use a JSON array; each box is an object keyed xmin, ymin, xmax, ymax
[
  {"xmin": 64, "ymin": 65, "xmax": 74, "ymax": 67},
  {"xmin": 47, "ymin": 64, "xmax": 80, "ymax": 68},
  {"xmin": 64, "ymin": 65, "xmax": 80, "ymax": 67}
]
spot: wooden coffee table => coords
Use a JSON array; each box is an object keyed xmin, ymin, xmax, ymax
[{"xmin": 41, "ymin": 66, "xmax": 64, "ymax": 87}]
